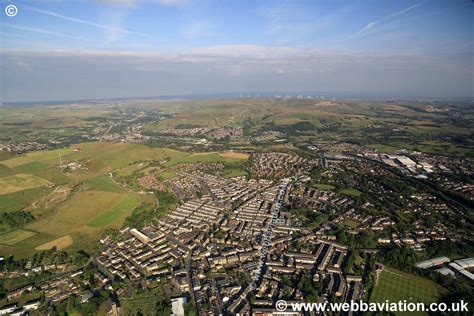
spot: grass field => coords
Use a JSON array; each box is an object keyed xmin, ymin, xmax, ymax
[
  {"xmin": 12, "ymin": 161, "xmax": 49, "ymax": 174},
  {"xmin": 1, "ymin": 142, "xmax": 248, "ymax": 173},
  {"xmin": 0, "ymin": 174, "xmax": 51, "ymax": 195},
  {"xmin": 0, "ymin": 164, "xmax": 13, "ymax": 177},
  {"xmin": 0, "ymin": 152, "xmax": 15, "ymax": 162},
  {"xmin": 88, "ymin": 194, "xmax": 138, "ymax": 227},
  {"xmin": 83, "ymin": 175, "xmax": 123, "ymax": 192},
  {"xmin": 340, "ymin": 188, "xmax": 362, "ymax": 197},
  {"xmin": 0, "ymin": 186, "xmax": 53, "ymax": 212},
  {"xmin": 368, "ymin": 144, "xmax": 399, "ymax": 154},
  {"xmin": 32, "ymin": 184, "xmax": 74, "ymax": 209},
  {"xmin": 219, "ymin": 151, "xmax": 250, "ymax": 159},
  {"xmin": 313, "ymin": 183, "xmax": 335, "ymax": 190},
  {"xmin": 35, "ymin": 235, "xmax": 73, "ymax": 250},
  {"xmin": 342, "ymin": 219, "xmax": 361, "ymax": 229},
  {"xmin": 26, "ymin": 191, "xmax": 136, "ymax": 236},
  {"xmin": 370, "ymin": 267, "xmax": 446, "ymax": 315},
  {"xmin": 221, "ymin": 167, "xmax": 248, "ymax": 178},
  {"xmin": 157, "ymin": 170, "xmax": 177, "ymax": 180},
  {"xmin": 0, "ymin": 229, "xmax": 37, "ymax": 246},
  {"xmin": 162, "ymin": 151, "xmax": 246, "ymax": 167}
]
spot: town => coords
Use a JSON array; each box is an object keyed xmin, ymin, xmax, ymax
[{"xmin": 0, "ymin": 140, "xmax": 472, "ymax": 314}]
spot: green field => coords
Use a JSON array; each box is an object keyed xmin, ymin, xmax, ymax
[
  {"xmin": 33, "ymin": 168, "xmax": 71, "ymax": 185},
  {"xmin": 13, "ymin": 161, "xmax": 49, "ymax": 173},
  {"xmin": 88, "ymin": 194, "xmax": 138, "ymax": 227},
  {"xmin": 83, "ymin": 175, "xmax": 123, "ymax": 192},
  {"xmin": 313, "ymin": 183, "xmax": 335, "ymax": 190},
  {"xmin": 370, "ymin": 267, "xmax": 446, "ymax": 315},
  {"xmin": 0, "ymin": 229, "xmax": 37, "ymax": 246},
  {"xmin": 0, "ymin": 186, "xmax": 52, "ymax": 212},
  {"xmin": 342, "ymin": 219, "xmax": 361, "ymax": 229},
  {"xmin": 0, "ymin": 173, "xmax": 51, "ymax": 195},
  {"xmin": 368, "ymin": 144, "xmax": 399, "ymax": 154},
  {"xmin": 162, "ymin": 152, "xmax": 245, "ymax": 167},
  {"xmin": 157, "ymin": 170, "xmax": 177, "ymax": 180},
  {"xmin": 0, "ymin": 164, "xmax": 13, "ymax": 177},
  {"xmin": 221, "ymin": 167, "xmax": 248, "ymax": 178},
  {"xmin": 340, "ymin": 188, "xmax": 362, "ymax": 197},
  {"xmin": 26, "ymin": 191, "xmax": 135, "ymax": 236}
]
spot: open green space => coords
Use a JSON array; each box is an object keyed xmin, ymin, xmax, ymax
[
  {"xmin": 368, "ymin": 144, "xmax": 399, "ymax": 154},
  {"xmin": 0, "ymin": 164, "xmax": 13, "ymax": 177},
  {"xmin": 157, "ymin": 170, "xmax": 177, "ymax": 180},
  {"xmin": 83, "ymin": 175, "xmax": 123, "ymax": 192},
  {"xmin": 0, "ymin": 174, "xmax": 51, "ymax": 195},
  {"xmin": 88, "ymin": 194, "xmax": 138, "ymax": 227},
  {"xmin": 313, "ymin": 183, "xmax": 335, "ymax": 190},
  {"xmin": 0, "ymin": 186, "xmax": 53, "ymax": 212},
  {"xmin": 221, "ymin": 167, "xmax": 248, "ymax": 178},
  {"xmin": 13, "ymin": 161, "xmax": 49, "ymax": 173},
  {"xmin": 0, "ymin": 232, "xmax": 55, "ymax": 258},
  {"xmin": 370, "ymin": 266, "xmax": 446, "ymax": 315},
  {"xmin": 26, "ymin": 190, "xmax": 135, "ymax": 236},
  {"xmin": 340, "ymin": 188, "xmax": 362, "ymax": 197},
  {"xmin": 0, "ymin": 229, "xmax": 37, "ymax": 246},
  {"xmin": 342, "ymin": 219, "xmax": 361, "ymax": 229},
  {"xmin": 162, "ymin": 152, "xmax": 245, "ymax": 167},
  {"xmin": 0, "ymin": 152, "xmax": 15, "ymax": 162}
]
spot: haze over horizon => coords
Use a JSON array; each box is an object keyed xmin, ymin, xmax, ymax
[{"xmin": 0, "ymin": 0, "xmax": 472, "ymax": 102}]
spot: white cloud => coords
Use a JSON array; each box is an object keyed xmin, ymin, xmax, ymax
[
  {"xmin": 347, "ymin": 2, "xmax": 424, "ymax": 40},
  {"xmin": 0, "ymin": 23, "xmax": 89, "ymax": 41},
  {"xmin": 22, "ymin": 4, "xmax": 149, "ymax": 38}
]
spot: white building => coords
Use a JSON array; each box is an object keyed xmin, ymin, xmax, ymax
[{"xmin": 171, "ymin": 296, "xmax": 188, "ymax": 316}]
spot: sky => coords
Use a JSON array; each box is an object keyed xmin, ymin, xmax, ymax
[{"xmin": 0, "ymin": 0, "xmax": 472, "ymax": 102}]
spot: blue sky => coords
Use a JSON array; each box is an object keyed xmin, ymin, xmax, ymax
[{"xmin": 0, "ymin": 0, "xmax": 472, "ymax": 101}]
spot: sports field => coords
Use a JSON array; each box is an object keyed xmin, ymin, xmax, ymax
[{"xmin": 370, "ymin": 266, "xmax": 446, "ymax": 315}]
